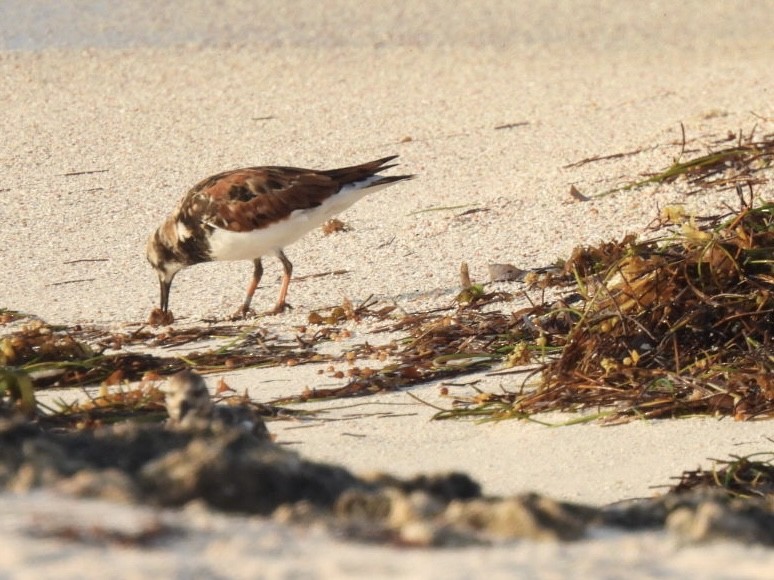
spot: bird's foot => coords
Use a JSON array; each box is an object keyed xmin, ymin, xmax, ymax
[
  {"xmin": 264, "ymin": 302, "xmax": 292, "ymax": 316},
  {"xmin": 229, "ymin": 307, "xmax": 258, "ymax": 321}
]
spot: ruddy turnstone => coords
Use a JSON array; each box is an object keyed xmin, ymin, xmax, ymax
[
  {"xmin": 146, "ymin": 156, "xmax": 414, "ymax": 321},
  {"xmin": 163, "ymin": 369, "xmax": 270, "ymax": 439}
]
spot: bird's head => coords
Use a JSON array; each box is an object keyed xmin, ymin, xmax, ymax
[{"xmin": 146, "ymin": 225, "xmax": 184, "ymax": 313}]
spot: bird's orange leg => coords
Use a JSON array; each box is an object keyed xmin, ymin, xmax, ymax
[{"xmin": 268, "ymin": 251, "xmax": 293, "ymax": 315}]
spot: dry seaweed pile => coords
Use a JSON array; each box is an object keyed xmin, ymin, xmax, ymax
[
  {"xmin": 428, "ymin": 129, "xmax": 774, "ymax": 421},
  {"xmin": 0, "ymin": 321, "xmax": 325, "ymax": 425},
  {"xmin": 0, "ymin": 320, "xmax": 325, "ymax": 390},
  {"xmin": 670, "ymin": 452, "xmax": 774, "ymax": 499},
  {"xmin": 518, "ymin": 192, "xmax": 774, "ymax": 420},
  {"xmin": 597, "ymin": 128, "xmax": 774, "ymax": 196},
  {"xmin": 447, "ymin": 192, "xmax": 774, "ymax": 422},
  {"xmin": 0, "ymin": 296, "xmax": 523, "ymax": 417},
  {"xmin": 275, "ymin": 293, "xmax": 527, "ymax": 404}
]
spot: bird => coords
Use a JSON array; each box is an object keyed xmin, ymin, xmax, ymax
[
  {"xmin": 146, "ymin": 156, "xmax": 414, "ymax": 322},
  {"xmin": 163, "ymin": 369, "xmax": 270, "ymax": 439}
]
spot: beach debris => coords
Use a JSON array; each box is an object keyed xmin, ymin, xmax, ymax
[
  {"xmin": 0, "ymin": 367, "xmax": 36, "ymax": 416},
  {"xmin": 322, "ymin": 218, "xmax": 349, "ymax": 235},
  {"xmin": 62, "ymin": 258, "xmax": 109, "ymax": 265},
  {"xmin": 308, "ymin": 295, "xmax": 395, "ymax": 326},
  {"xmin": 60, "ymin": 168, "xmax": 109, "ymax": 177},
  {"xmin": 601, "ymin": 485, "xmax": 774, "ymax": 545},
  {"xmin": 563, "ymin": 145, "xmax": 653, "ymax": 169},
  {"xmin": 163, "ymin": 369, "xmax": 270, "ymax": 439},
  {"xmin": 494, "ymin": 121, "xmax": 529, "ymax": 130},
  {"xmin": 0, "ymin": 308, "xmax": 27, "ymax": 324},
  {"xmin": 439, "ymin": 188, "xmax": 774, "ymax": 422},
  {"xmin": 568, "ymin": 184, "xmax": 590, "ymax": 202},
  {"xmin": 487, "ymin": 263, "xmax": 525, "ymax": 282},
  {"xmin": 148, "ymin": 307, "xmax": 174, "ymax": 326},
  {"xmin": 292, "ymin": 269, "xmax": 350, "ymax": 282},
  {"xmin": 669, "ymin": 452, "xmax": 774, "ymax": 499},
  {"xmin": 1, "ymin": 415, "xmax": 770, "ymax": 547},
  {"xmin": 459, "ymin": 261, "xmax": 472, "ymax": 288},
  {"xmin": 597, "ymin": 126, "xmax": 774, "ymax": 196},
  {"xmin": 531, "ymin": 188, "xmax": 774, "ymax": 420},
  {"xmin": 0, "ymin": 319, "xmax": 324, "ymax": 391},
  {"xmin": 602, "ymin": 452, "xmax": 774, "ymax": 545}
]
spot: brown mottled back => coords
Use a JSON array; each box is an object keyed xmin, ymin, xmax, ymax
[{"xmin": 180, "ymin": 156, "xmax": 403, "ymax": 233}]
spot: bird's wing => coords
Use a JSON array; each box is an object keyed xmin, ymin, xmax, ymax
[{"xmin": 182, "ymin": 167, "xmax": 344, "ymax": 233}]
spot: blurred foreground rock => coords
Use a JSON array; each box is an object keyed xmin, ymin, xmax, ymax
[{"xmin": 0, "ymin": 417, "xmax": 771, "ymax": 546}]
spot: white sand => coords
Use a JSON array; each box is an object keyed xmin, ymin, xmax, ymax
[{"xmin": 1, "ymin": 1, "xmax": 774, "ymax": 577}]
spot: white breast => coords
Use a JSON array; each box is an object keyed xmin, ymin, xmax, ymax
[{"xmin": 207, "ymin": 177, "xmax": 392, "ymax": 262}]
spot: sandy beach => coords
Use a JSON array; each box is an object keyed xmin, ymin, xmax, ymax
[{"xmin": 2, "ymin": 1, "xmax": 774, "ymax": 577}]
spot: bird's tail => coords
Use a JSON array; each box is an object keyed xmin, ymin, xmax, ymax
[{"xmin": 323, "ymin": 155, "xmax": 416, "ymax": 186}]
